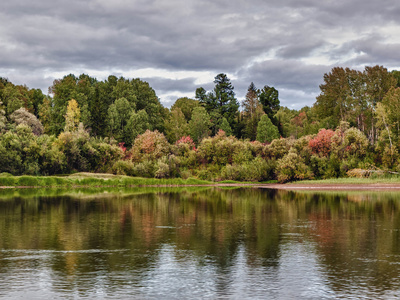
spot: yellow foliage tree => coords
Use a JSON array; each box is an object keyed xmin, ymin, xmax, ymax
[{"xmin": 64, "ymin": 99, "xmax": 81, "ymax": 132}]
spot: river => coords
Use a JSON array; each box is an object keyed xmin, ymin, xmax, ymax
[{"xmin": 0, "ymin": 187, "xmax": 399, "ymax": 299}]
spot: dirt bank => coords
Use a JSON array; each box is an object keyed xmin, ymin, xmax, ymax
[{"xmin": 254, "ymin": 183, "xmax": 400, "ymax": 191}]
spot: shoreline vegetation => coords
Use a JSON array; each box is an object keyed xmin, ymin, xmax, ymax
[
  {"xmin": 3, "ymin": 66, "xmax": 400, "ymax": 184},
  {"xmin": 2, "ymin": 172, "xmax": 400, "ymax": 190}
]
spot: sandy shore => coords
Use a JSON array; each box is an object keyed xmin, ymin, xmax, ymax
[
  {"xmin": 253, "ymin": 183, "xmax": 400, "ymax": 191},
  {"xmin": 3, "ymin": 183, "xmax": 400, "ymax": 191}
]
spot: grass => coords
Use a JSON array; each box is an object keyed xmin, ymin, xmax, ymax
[
  {"xmin": 5, "ymin": 171, "xmax": 400, "ymax": 189},
  {"xmin": 0, "ymin": 172, "xmax": 280, "ymax": 188},
  {"xmin": 0, "ymin": 173, "xmax": 215, "ymax": 188}
]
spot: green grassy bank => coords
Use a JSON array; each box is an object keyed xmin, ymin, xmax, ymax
[{"xmin": 0, "ymin": 172, "xmax": 213, "ymax": 188}]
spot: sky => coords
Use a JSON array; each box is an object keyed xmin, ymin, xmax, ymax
[{"xmin": 1, "ymin": 0, "xmax": 400, "ymax": 109}]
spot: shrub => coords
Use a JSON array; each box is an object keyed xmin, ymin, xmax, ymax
[
  {"xmin": 308, "ymin": 129, "xmax": 335, "ymax": 157},
  {"xmin": 0, "ymin": 124, "xmax": 40, "ymax": 175},
  {"xmin": 9, "ymin": 107, "xmax": 44, "ymax": 136},
  {"xmin": 197, "ymin": 131, "xmax": 240, "ymax": 166},
  {"xmin": 309, "ymin": 155, "xmax": 328, "ymax": 179},
  {"xmin": 112, "ymin": 160, "xmax": 135, "ymax": 176},
  {"xmin": 342, "ymin": 127, "xmax": 369, "ymax": 159},
  {"xmin": 180, "ymin": 169, "xmax": 193, "ymax": 180},
  {"xmin": 347, "ymin": 168, "xmax": 371, "ymax": 178},
  {"xmin": 264, "ymin": 138, "xmax": 292, "ymax": 160},
  {"xmin": 133, "ymin": 160, "xmax": 156, "ymax": 178},
  {"xmin": 276, "ymin": 150, "xmax": 313, "ymax": 183},
  {"xmin": 219, "ymin": 157, "xmax": 276, "ymax": 182},
  {"xmin": 155, "ymin": 162, "xmax": 170, "ymax": 179},
  {"xmin": 130, "ymin": 130, "xmax": 170, "ymax": 163}
]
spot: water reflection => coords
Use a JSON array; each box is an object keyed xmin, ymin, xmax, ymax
[{"xmin": 0, "ymin": 188, "xmax": 400, "ymax": 298}]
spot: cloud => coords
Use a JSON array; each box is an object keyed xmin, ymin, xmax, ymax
[{"xmin": 1, "ymin": 0, "xmax": 400, "ymax": 108}]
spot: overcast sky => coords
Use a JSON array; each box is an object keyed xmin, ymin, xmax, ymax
[{"xmin": 1, "ymin": 0, "xmax": 400, "ymax": 109}]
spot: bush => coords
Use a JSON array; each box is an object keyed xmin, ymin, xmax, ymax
[
  {"xmin": 309, "ymin": 155, "xmax": 328, "ymax": 179},
  {"xmin": 309, "ymin": 129, "xmax": 335, "ymax": 157},
  {"xmin": 264, "ymin": 138, "xmax": 292, "ymax": 160},
  {"xmin": 347, "ymin": 168, "xmax": 371, "ymax": 178},
  {"xmin": 342, "ymin": 127, "xmax": 369, "ymax": 159},
  {"xmin": 276, "ymin": 150, "xmax": 313, "ymax": 183},
  {"xmin": 130, "ymin": 130, "xmax": 170, "ymax": 163},
  {"xmin": 219, "ymin": 157, "xmax": 276, "ymax": 182},
  {"xmin": 133, "ymin": 160, "xmax": 156, "ymax": 178},
  {"xmin": 155, "ymin": 162, "xmax": 170, "ymax": 179},
  {"xmin": 112, "ymin": 160, "xmax": 135, "ymax": 176}
]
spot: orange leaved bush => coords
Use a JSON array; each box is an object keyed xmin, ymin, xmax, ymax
[{"xmin": 308, "ymin": 129, "xmax": 335, "ymax": 157}]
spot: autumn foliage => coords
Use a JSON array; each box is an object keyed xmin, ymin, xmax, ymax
[{"xmin": 308, "ymin": 129, "xmax": 335, "ymax": 157}]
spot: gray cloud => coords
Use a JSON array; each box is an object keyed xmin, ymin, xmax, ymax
[{"xmin": 1, "ymin": 0, "xmax": 400, "ymax": 109}]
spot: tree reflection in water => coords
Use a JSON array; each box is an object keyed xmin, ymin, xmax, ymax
[{"xmin": 0, "ymin": 187, "xmax": 399, "ymax": 299}]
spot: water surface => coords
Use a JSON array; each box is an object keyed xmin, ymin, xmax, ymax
[{"xmin": 0, "ymin": 187, "xmax": 399, "ymax": 299}]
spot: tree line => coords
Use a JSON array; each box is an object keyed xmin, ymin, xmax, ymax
[{"xmin": 1, "ymin": 65, "xmax": 400, "ymax": 181}]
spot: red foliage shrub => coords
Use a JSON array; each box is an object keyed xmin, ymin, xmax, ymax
[
  {"xmin": 309, "ymin": 129, "xmax": 335, "ymax": 157},
  {"xmin": 176, "ymin": 136, "xmax": 196, "ymax": 150}
]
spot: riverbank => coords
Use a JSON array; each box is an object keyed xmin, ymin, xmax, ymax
[
  {"xmin": 2, "ymin": 172, "xmax": 400, "ymax": 190},
  {"xmin": 0, "ymin": 173, "xmax": 212, "ymax": 188}
]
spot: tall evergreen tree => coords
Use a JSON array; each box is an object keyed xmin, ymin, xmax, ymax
[
  {"xmin": 196, "ymin": 73, "xmax": 239, "ymax": 135},
  {"xmin": 259, "ymin": 85, "xmax": 280, "ymax": 125}
]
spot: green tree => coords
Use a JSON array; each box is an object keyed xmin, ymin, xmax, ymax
[
  {"xmin": 126, "ymin": 109, "xmax": 151, "ymax": 146},
  {"xmin": 189, "ymin": 106, "xmax": 211, "ymax": 144},
  {"xmin": 242, "ymin": 82, "xmax": 264, "ymax": 140},
  {"xmin": 0, "ymin": 124, "xmax": 41, "ymax": 175},
  {"xmin": 171, "ymin": 97, "xmax": 199, "ymax": 121},
  {"xmin": 164, "ymin": 108, "xmax": 189, "ymax": 143},
  {"xmin": 256, "ymin": 114, "xmax": 280, "ymax": 143},
  {"xmin": 0, "ymin": 101, "xmax": 6, "ymax": 133},
  {"xmin": 106, "ymin": 97, "xmax": 134, "ymax": 142},
  {"xmin": 219, "ymin": 117, "xmax": 232, "ymax": 136},
  {"xmin": 38, "ymin": 96, "xmax": 53, "ymax": 134},
  {"xmin": 130, "ymin": 78, "xmax": 166, "ymax": 132},
  {"xmin": 381, "ymin": 88, "xmax": 400, "ymax": 141},
  {"xmin": 196, "ymin": 74, "xmax": 239, "ymax": 135},
  {"xmin": 259, "ymin": 85, "xmax": 280, "ymax": 125}
]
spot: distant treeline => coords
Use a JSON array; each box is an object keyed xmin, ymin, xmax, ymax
[{"xmin": 1, "ymin": 65, "xmax": 400, "ymax": 182}]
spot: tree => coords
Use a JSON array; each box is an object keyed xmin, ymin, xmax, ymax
[
  {"xmin": 242, "ymin": 82, "xmax": 264, "ymax": 140},
  {"xmin": 218, "ymin": 117, "xmax": 232, "ymax": 136},
  {"xmin": 126, "ymin": 109, "xmax": 151, "ymax": 146},
  {"xmin": 164, "ymin": 108, "xmax": 189, "ymax": 143},
  {"xmin": 259, "ymin": 85, "xmax": 280, "ymax": 124},
  {"xmin": 364, "ymin": 65, "xmax": 397, "ymax": 143},
  {"xmin": 2, "ymin": 84, "xmax": 26, "ymax": 116},
  {"xmin": 171, "ymin": 97, "xmax": 199, "ymax": 121},
  {"xmin": 196, "ymin": 74, "xmax": 239, "ymax": 135},
  {"xmin": 10, "ymin": 107, "xmax": 44, "ymax": 136},
  {"xmin": 38, "ymin": 96, "xmax": 52, "ymax": 134},
  {"xmin": 188, "ymin": 107, "xmax": 211, "ymax": 144},
  {"xmin": 0, "ymin": 101, "xmax": 6, "ymax": 133},
  {"xmin": 256, "ymin": 114, "xmax": 280, "ymax": 143},
  {"xmin": 381, "ymin": 87, "xmax": 400, "ymax": 141},
  {"xmin": 106, "ymin": 97, "xmax": 134, "ymax": 142},
  {"xmin": 64, "ymin": 99, "xmax": 81, "ymax": 132},
  {"xmin": 49, "ymin": 74, "xmax": 96, "ymax": 135},
  {"xmin": 313, "ymin": 65, "xmax": 397, "ymax": 143},
  {"xmin": 130, "ymin": 78, "xmax": 166, "ymax": 132},
  {"xmin": 314, "ymin": 67, "xmax": 353, "ymax": 128}
]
